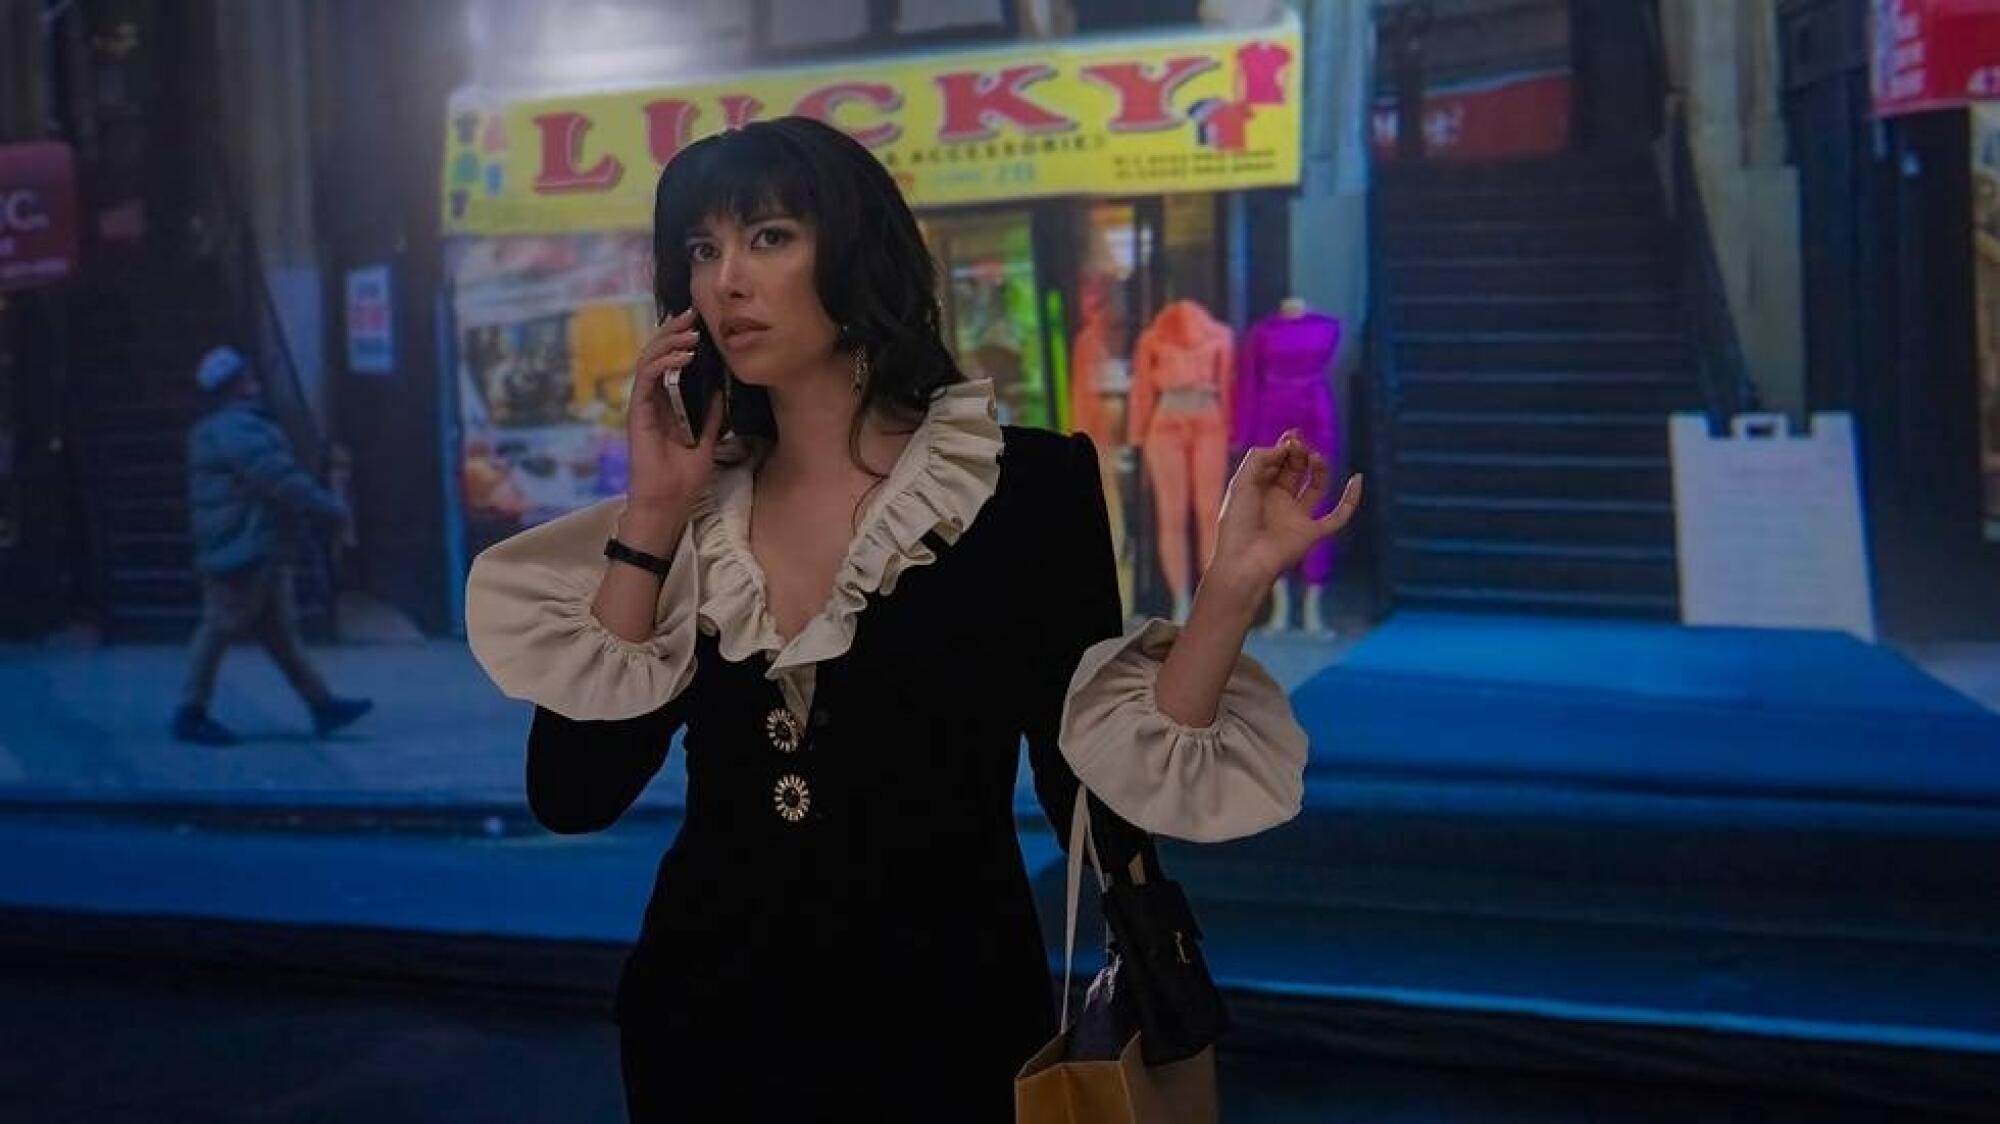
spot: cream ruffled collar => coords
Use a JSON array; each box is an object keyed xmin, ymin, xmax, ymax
[{"xmin": 685, "ymin": 378, "xmax": 1004, "ymax": 717}]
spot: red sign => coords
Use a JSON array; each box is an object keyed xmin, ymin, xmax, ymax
[
  {"xmin": 1373, "ymin": 70, "xmax": 1572, "ymax": 163},
  {"xmin": 1873, "ymin": 0, "xmax": 2000, "ymax": 117},
  {"xmin": 0, "ymin": 142, "xmax": 78, "ymax": 293},
  {"xmin": 0, "ymin": 141, "xmax": 78, "ymax": 294}
]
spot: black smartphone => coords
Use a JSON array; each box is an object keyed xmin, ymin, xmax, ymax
[{"xmin": 662, "ymin": 316, "xmax": 726, "ymax": 447}]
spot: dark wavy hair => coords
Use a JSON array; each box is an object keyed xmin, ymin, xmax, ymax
[{"xmin": 650, "ymin": 116, "xmax": 964, "ymax": 471}]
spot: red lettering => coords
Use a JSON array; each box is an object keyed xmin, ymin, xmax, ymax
[
  {"xmin": 1080, "ymin": 57, "xmax": 1215, "ymax": 132},
  {"xmin": 719, "ymin": 95, "xmax": 766, "ymax": 129},
  {"xmin": 646, "ymin": 97, "xmax": 766, "ymax": 165},
  {"xmin": 644, "ymin": 100, "xmax": 700, "ymax": 164},
  {"xmin": 934, "ymin": 65, "xmax": 1071, "ymax": 142},
  {"xmin": 533, "ymin": 112, "xmax": 624, "ymax": 193},
  {"xmin": 792, "ymin": 83, "xmax": 903, "ymax": 147}
]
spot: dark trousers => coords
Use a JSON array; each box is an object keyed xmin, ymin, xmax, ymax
[{"xmin": 180, "ymin": 563, "xmax": 330, "ymax": 710}]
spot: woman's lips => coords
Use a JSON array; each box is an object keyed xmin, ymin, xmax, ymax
[{"xmin": 720, "ymin": 324, "xmax": 769, "ymax": 348}]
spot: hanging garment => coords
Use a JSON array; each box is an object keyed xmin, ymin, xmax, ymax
[{"xmin": 1235, "ymin": 310, "xmax": 1342, "ymax": 586}]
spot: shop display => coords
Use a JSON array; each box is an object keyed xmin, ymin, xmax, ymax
[
  {"xmin": 934, "ymin": 212, "xmax": 1050, "ymax": 427},
  {"xmin": 451, "ymin": 232, "xmax": 653, "ymax": 550},
  {"xmin": 1236, "ymin": 297, "xmax": 1342, "ymax": 631},
  {"xmin": 435, "ymin": 14, "xmax": 1312, "ymax": 625},
  {"xmin": 1129, "ymin": 300, "xmax": 1234, "ymax": 621}
]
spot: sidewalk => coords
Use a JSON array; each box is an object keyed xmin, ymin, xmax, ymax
[
  {"xmin": 4, "ymin": 619, "xmax": 1993, "ymax": 814},
  {"xmin": 0, "ymin": 625, "xmax": 1359, "ymax": 812}
]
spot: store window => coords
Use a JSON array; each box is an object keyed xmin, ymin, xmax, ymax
[
  {"xmin": 766, "ymin": 0, "xmax": 871, "ymax": 51},
  {"xmin": 466, "ymin": 0, "xmax": 753, "ymax": 91},
  {"xmin": 1071, "ymin": 200, "xmax": 1162, "ymax": 614},
  {"xmin": 895, "ymin": 0, "xmax": 1008, "ymax": 35},
  {"xmin": 926, "ymin": 211, "xmax": 1052, "ymax": 428}
]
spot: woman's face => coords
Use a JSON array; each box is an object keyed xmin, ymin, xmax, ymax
[{"xmin": 684, "ymin": 209, "xmax": 840, "ymax": 389}]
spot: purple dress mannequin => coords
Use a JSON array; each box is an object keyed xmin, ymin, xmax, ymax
[{"xmin": 1235, "ymin": 306, "xmax": 1342, "ymax": 587}]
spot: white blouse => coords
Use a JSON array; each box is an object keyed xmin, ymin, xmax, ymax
[{"xmin": 465, "ymin": 378, "xmax": 1307, "ymax": 843}]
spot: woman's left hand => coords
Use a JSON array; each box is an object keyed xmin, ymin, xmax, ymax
[{"xmin": 1207, "ymin": 429, "xmax": 1363, "ymax": 602}]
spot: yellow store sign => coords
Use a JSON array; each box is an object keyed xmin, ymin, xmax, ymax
[{"xmin": 442, "ymin": 15, "xmax": 1302, "ymax": 236}]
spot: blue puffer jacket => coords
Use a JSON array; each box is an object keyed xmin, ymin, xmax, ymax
[{"xmin": 187, "ymin": 402, "xmax": 348, "ymax": 577}]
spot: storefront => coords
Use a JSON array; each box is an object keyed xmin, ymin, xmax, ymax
[
  {"xmin": 438, "ymin": 14, "xmax": 1304, "ymax": 619},
  {"xmin": 0, "ymin": 141, "xmax": 79, "ymax": 638},
  {"xmin": 1782, "ymin": 0, "xmax": 2000, "ymax": 637}
]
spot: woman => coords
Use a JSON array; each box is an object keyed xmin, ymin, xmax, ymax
[{"xmin": 466, "ymin": 117, "xmax": 1360, "ymax": 1121}]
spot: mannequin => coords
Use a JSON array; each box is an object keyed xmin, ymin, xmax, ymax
[
  {"xmin": 1069, "ymin": 284, "xmax": 1134, "ymax": 612},
  {"xmin": 1129, "ymin": 299, "xmax": 1234, "ymax": 624},
  {"xmin": 1235, "ymin": 295, "xmax": 1341, "ymax": 634}
]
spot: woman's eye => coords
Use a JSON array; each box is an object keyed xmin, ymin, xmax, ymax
[
  {"xmin": 753, "ymin": 226, "xmax": 792, "ymax": 248},
  {"xmin": 687, "ymin": 242, "xmax": 717, "ymax": 263}
]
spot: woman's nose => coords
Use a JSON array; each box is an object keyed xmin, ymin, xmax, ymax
[{"xmin": 715, "ymin": 247, "xmax": 749, "ymax": 298}]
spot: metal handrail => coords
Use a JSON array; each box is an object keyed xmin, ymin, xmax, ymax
[
  {"xmin": 199, "ymin": 127, "xmax": 343, "ymax": 636},
  {"xmin": 1638, "ymin": 1, "xmax": 1761, "ymax": 425}
]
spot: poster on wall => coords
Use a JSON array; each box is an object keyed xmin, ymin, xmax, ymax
[
  {"xmin": 451, "ymin": 232, "xmax": 654, "ymax": 553},
  {"xmin": 1973, "ymin": 102, "xmax": 2000, "ymax": 540},
  {"xmin": 345, "ymin": 265, "xmax": 395, "ymax": 375}
]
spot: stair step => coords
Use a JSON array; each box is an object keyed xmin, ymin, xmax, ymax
[
  {"xmin": 1393, "ymin": 293, "xmax": 1680, "ymax": 334},
  {"xmin": 1399, "ymin": 371, "xmax": 1703, "ymax": 414},
  {"xmin": 1381, "ymin": 185, "xmax": 1661, "ymax": 223},
  {"xmin": 1397, "ymin": 494, "xmax": 1677, "ymax": 550},
  {"xmin": 1399, "ymin": 411, "xmax": 1669, "ymax": 457},
  {"xmin": 1396, "ymin": 331, "xmax": 1691, "ymax": 372},
  {"xmin": 1396, "ymin": 536, "xmax": 1675, "ymax": 563},
  {"xmin": 94, "ymin": 430, "xmax": 186, "ymax": 452},
  {"xmin": 1392, "ymin": 582, "xmax": 1679, "ymax": 617},
  {"xmin": 1380, "ymin": 153, "xmax": 1658, "ymax": 191},
  {"xmin": 1385, "ymin": 219, "xmax": 1669, "ymax": 258},
  {"xmin": 96, "ymin": 401, "xmax": 197, "ymax": 427},
  {"xmin": 106, "ymin": 496, "xmax": 184, "ymax": 512},
  {"xmin": 1391, "ymin": 255, "xmax": 1671, "ymax": 298},
  {"xmin": 1401, "ymin": 410, "xmax": 1665, "ymax": 427},
  {"xmin": 1393, "ymin": 537, "xmax": 1679, "ymax": 598},
  {"xmin": 1395, "ymin": 451, "xmax": 1672, "ymax": 502},
  {"xmin": 110, "ymin": 566, "xmax": 195, "ymax": 583}
]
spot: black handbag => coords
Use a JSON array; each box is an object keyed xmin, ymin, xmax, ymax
[
  {"xmin": 1101, "ymin": 865, "xmax": 1228, "ymax": 1065},
  {"xmin": 1077, "ymin": 795, "xmax": 1229, "ymax": 1066}
]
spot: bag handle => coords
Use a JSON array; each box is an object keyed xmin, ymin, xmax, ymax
[{"xmin": 1059, "ymin": 789, "xmax": 1108, "ymax": 1034}]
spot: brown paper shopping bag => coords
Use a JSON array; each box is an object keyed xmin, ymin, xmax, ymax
[{"xmin": 1014, "ymin": 795, "xmax": 1219, "ymax": 1124}]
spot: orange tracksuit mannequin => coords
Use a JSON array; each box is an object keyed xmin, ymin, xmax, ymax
[
  {"xmin": 1069, "ymin": 292, "xmax": 1133, "ymax": 612},
  {"xmin": 1127, "ymin": 300, "xmax": 1233, "ymax": 607}
]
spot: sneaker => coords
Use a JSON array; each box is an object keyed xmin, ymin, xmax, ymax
[
  {"xmin": 172, "ymin": 706, "xmax": 240, "ymax": 747},
  {"xmin": 311, "ymin": 696, "xmax": 375, "ymax": 737}
]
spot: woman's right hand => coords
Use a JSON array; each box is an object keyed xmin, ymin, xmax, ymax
[{"xmin": 626, "ymin": 308, "xmax": 724, "ymax": 521}]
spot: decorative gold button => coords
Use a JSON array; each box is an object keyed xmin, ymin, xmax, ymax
[
  {"xmin": 764, "ymin": 707, "xmax": 803, "ymax": 754},
  {"xmin": 773, "ymin": 774, "xmax": 811, "ymax": 823}
]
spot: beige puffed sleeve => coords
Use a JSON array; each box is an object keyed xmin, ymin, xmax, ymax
[
  {"xmin": 1057, "ymin": 617, "xmax": 1307, "ymax": 844},
  {"xmin": 464, "ymin": 497, "xmax": 700, "ymax": 722}
]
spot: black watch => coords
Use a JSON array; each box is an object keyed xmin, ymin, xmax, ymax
[{"xmin": 604, "ymin": 537, "xmax": 673, "ymax": 578}]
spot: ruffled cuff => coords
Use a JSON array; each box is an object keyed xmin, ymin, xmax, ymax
[
  {"xmin": 1058, "ymin": 618, "xmax": 1307, "ymax": 843},
  {"xmin": 465, "ymin": 497, "xmax": 701, "ymax": 721}
]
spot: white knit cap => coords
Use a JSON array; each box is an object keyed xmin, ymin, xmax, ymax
[{"xmin": 195, "ymin": 346, "xmax": 247, "ymax": 392}]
